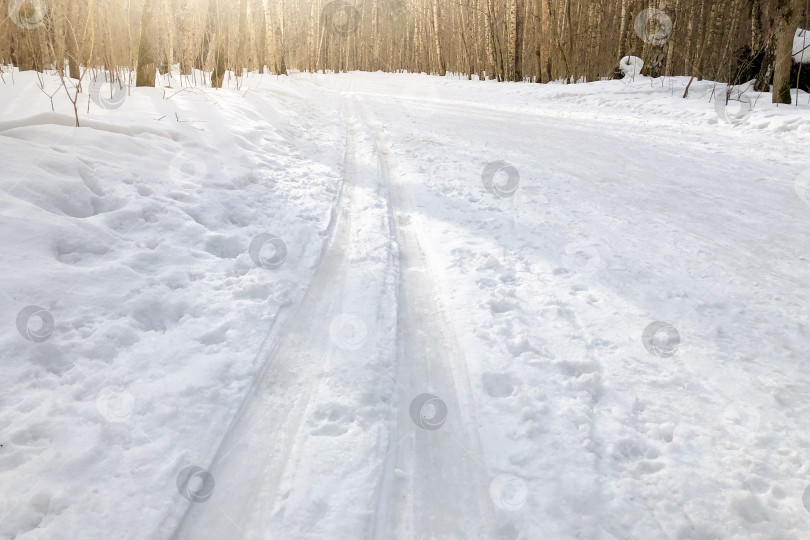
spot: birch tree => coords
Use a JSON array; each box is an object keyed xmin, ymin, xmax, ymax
[{"xmin": 0, "ymin": 0, "xmax": 806, "ymax": 101}]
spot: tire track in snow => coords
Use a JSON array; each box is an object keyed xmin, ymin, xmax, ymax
[
  {"xmin": 168, "ymin": 96, "xmax": 399, "ymax": 539},
  {"xmin": 354, "ymin": 88, "xmax": 614, "ymax": 538},
  {"xmin": 354, "ymin": 84, "xmax": 792, "ymax": 538},
  {"xmin": 355, "ymin": 101, "xmax": 497, "ymax": 539}
]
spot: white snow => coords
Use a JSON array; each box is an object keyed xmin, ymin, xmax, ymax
[
  {"xmin": 620, "ymin": 55, "xmax": 645, "ymax": 78},
  {"xmin": 1, "ymin": 68, "xmax": 809, "ymax": 540},
  {"xmin": 795, "ymin": 28, "xmax": 809, "ymax": 64}
]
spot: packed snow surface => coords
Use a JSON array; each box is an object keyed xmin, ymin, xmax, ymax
[{"xmin": 1, "ymin": 69, "xmax": 809, "ymax": 540}]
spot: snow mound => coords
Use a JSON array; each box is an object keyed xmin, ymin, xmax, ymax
[
  {"xmin": 0, "ymin": 69, "xmax": 346, "ymax": 540},
  {"xmin": 619, "ymin": 56, "xmax": 644, "ymax": 78},
  {"xmin": 795, "ymin": 28, "xmax": 809, "ymax": 64}
]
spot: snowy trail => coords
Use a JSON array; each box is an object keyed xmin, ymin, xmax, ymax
[
  {"xmin": 356, "ymin": 105, "xmax": 496, "ymax": 539},
  {"xmin": 169, "ymin": 94, "xmax": 401, "ymax": 538},
  {"xmin": 354, "ymin": 77, "xmax": 616, "ymax": 538},
  {"xmin": 3, "ymin": 71, "xmax": 809, "ymax": 540},
  {"xmin": 351, "ymin": 73, "xmax": 810, "ymax": 538},
  {"xmin": 169, "ymin": 86, "xmax": 499, "ymax": 540},
  {"xmin": 169, "ymin": 75, "xmax": 810, "ymax": 539}
]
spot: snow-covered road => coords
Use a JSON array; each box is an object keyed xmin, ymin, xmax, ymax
[
  {"xmin": 171, "ymin": 82, "xmax": 496, "ymax": 540},
  {"xmin": 1, "ymin": 71, "xmax": 809, "ymax": 540}
]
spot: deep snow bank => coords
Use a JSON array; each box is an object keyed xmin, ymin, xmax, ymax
[{"xmin": 0, "ymin": 69, "xmax": 346, "ymax": 539}]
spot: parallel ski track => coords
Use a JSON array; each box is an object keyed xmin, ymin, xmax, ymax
[
  {"xmin": 355, "ymin": 100, "xmax": 496, "ymax": 540},
  {"xmin": 168, "ymin": 86, "xmax": 495, "ymax": 540}
]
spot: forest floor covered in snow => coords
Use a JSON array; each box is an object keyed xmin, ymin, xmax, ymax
[{"xmin": 1, "ymin": 69, "xmax": 810, "ymax": 540}]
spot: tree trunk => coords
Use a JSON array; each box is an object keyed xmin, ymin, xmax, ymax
[
  {"xmin": 198, "ymin": 0, "xmax": 216, "ymax": 70},
  {"xmin": 211, "ymin": 43, "xmax": 226, "ymax": 88},
  {"xmin": 773, "ymin": 0, "xmax": 801, "ymax": 104},
  {"xmin": 617, "ymin": 0, "xmax": 629, "ymax": 59},
  {"xmin": 135, "ymin": 0, "xmax": 157, "ymax": 87},
  {"xmin": 236, "ymin": 0, "xmax": 249, "ymax": 75},
  {"xmin": 697, "ymin": 1, "xmax": 720, "ymax": 80},
  {"xmin": 533, "ymin": 0, "xmax": 551, "ymax": 82},
  {"xmin": 261, "ymin": 0, "xmax": 275, "ymax": 71},
  {"xmin": 431, "ymin": 0, "xmax": 446, "ymax": 75},
  {"xmin": 664, "ymin": 0, "xmax": 681, "ymax": 76},
  {"xmin": 485, "ymin": 0, "xmax": 502, "ymax": 80},
  {"xmin": 277, "ymin": 0, "xmax": 287, "ymax": 75},
  {"xmin": 162, "ymin": 0, "xmax": 175, "ymax": 74},
  {"xmin": 513, "ymin": 0, "xmax": 526, "ymax": 81},
  {"xmin": 65, "ymin": 0, "xmax": 80, "ymax": 79}
]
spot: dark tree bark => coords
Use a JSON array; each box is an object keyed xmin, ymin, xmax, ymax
[
  {"xmin": 772, "ymin": 0, "xmax": 802, "ymax": 103},
  {"xmin": 135, "ymin": 0, "xmax": 157, "ymax": 87}
]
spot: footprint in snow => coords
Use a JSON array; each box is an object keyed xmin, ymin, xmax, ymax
[{"xmin": 308, "ymin": 403, "xmax": 355, "ymax": 437}]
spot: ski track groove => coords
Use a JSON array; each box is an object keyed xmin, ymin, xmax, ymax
[
  {"xmin": 168, "ymin": 82, "xmax": 499, "ymax": 540},
  {"xmin": 354, "ymin": 99, "xmax": 497, "ymax": 539},
  {"xmin": 168, "ymin": 96, "xmax": 373, "ymax": 540}
]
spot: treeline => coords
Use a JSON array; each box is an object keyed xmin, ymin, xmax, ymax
[{"xmin": 1, "ymin": 0, "xmax": 808, "ymax": 102}]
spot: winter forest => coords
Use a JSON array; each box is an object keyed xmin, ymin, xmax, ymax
[
  {"xmin": 3, "ymin": 0, "xmax": 809, "ymax": 97},
  {"xmin": 1, "ymin": 1, "xmax": 810, "ymax": 540}
]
